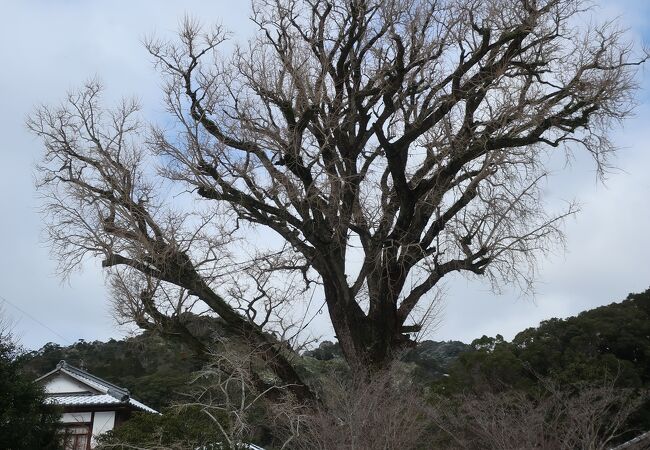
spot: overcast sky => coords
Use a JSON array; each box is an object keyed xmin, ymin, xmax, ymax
[{"xmin": 1, "ymin": 0, "xmax": 649, "ymax": 351}]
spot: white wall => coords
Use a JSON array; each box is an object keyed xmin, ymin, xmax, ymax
[
  {"xmin": 43, "ymin": 374, "xmax": 94, "ymax": 394},
  {"xmin": 91, "ymin": 411, "xmax": 116, "ymax": 447},
  {"xmin": 61, "ymin": 412, "xmax": 92, "ymax": 423}
]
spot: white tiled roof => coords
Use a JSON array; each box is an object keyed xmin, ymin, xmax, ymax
[
  {"xmin": 126, "ymin": 397, "xmax": 159, "ymax": 414},
  {"xmin": 37, "ymin": 361, "xmax": 159, "ymax": 414},
  {"xmin": 46, "ymin": 394, "xmax": 121, "ymax": 406},
  {"xmin": 45, "ymin": 394, "xmax": 159, "ymax": 414},
  {"xmin": 194, "ymin": 445, "xmax": 265, "ymax": 450},
  {"xmin": 609, "ymin": 430, "xmax": 650, "ymax": 449}
]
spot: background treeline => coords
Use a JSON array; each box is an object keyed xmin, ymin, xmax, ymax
[
  {"xmin": 19, "ymin": 289, "xmax": 650, "ymax": 447},
  {"xmin": 438, "ymin": 289, "xmax": 650, "ymax": 394},
  {"xmin": 433, "ymin": 289, "xmax": 650, "ymax": 441}
]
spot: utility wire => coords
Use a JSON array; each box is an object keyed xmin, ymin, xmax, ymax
[{"xmin": 0, "ymin": 293, "xmax": 74, "ymax": 345}]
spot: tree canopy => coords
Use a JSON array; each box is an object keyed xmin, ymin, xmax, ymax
[{"xmin": 29, "ymin": 0, "xmax": 647, "ymax": 395}]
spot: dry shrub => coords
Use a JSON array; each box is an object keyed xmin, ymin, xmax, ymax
[
  {"xmin": 188, "ymin": 355, "xmax": 646, "ymax": 450},
  {"xmin": 276, "ymin": 365, "xmax": 437, "ymax": 450}
]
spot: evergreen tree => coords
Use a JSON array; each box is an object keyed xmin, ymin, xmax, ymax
[{"xmin": 0, "ymin": 330, "xmax": 61, "ymax": 450}]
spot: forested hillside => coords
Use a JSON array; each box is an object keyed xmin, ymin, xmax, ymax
[
  {"xmin": 437, "ymin": 289, "xmax": 650, "ymax": 392},
  {"xmin": 431, "ymin": 289, "xmax": 650, "ymax": 441},
  {"xmin": 22, "ymin": 289, "xmax": 650, "ymax": 413},
  {"xmin": 22, "ymin": 332, "xmax": 468, "ymax": 409},
  {"xmin": 22, "ymin": 290, "xmax": 650, "ymax": 448}
]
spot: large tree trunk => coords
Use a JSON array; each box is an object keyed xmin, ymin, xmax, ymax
[{"xmin": 323, "ymin": 275, "xmax": 410, "ymax": 372}]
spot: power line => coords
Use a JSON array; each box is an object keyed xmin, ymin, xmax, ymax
[{"xmin": 0, "ymin": 293, "xmax": 74, "ymax": 345}]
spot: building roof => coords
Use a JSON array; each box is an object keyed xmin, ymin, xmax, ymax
[
  {"xmin": 610, "ymin": 431, "xmax": 650, "ymax": 450},
  {"xmin": 36, "ymin": 360, "xmax": 158, "ymax": 414}
]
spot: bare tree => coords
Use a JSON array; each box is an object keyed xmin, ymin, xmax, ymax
[
  {"xmin": 0, "ymin": 305, "xmax": 19, "ymax": 368},
  {"xmin": 95, "ymin": 344, "xmax": 273, "ymax": 450},
  {"xmin": 30, "ymin": 0, "xmax": 646, "ymax": 393},
  {"xmin": 172, "ymin": 343, "xmax": 302, "ymax": 449}
]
